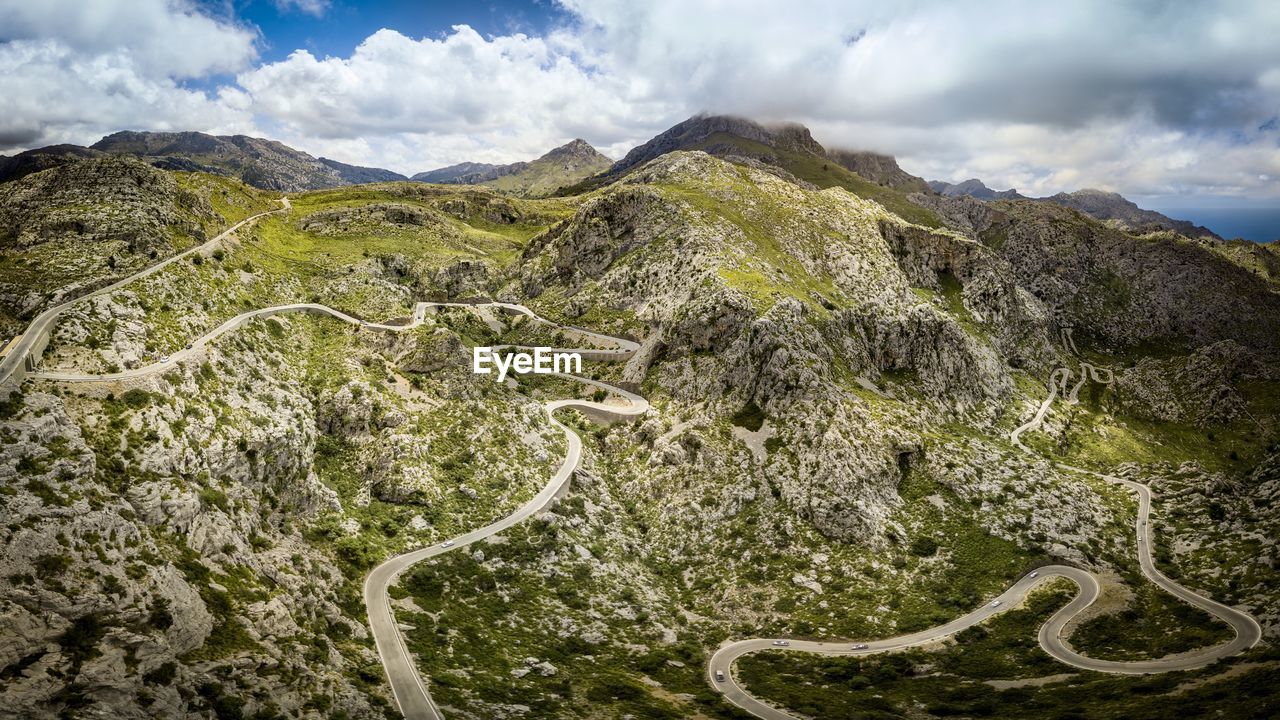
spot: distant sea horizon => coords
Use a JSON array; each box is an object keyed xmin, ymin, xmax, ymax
[{"xmin": 1151, "ymin": 207, "xmax": 1280, "ymax": 243}]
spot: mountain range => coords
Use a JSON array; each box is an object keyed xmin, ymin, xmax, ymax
[
  {"xmin": 1, "ymin": 110, "xmax": 1278, "ymax": 720},
  {"xmin": 0, "ymin": 118, "xmax": 1239, "ymax": 241},
  {"xmin": 928, "ymin": 178, "xmax": 1221, "ymax": 239},
  {"xmin": 411, "ymin": 138, "xmax": 612, "ymax": 196},
  {"xmin": 0, "ymin": 132, "xmax": 612, "ymax": 198}
]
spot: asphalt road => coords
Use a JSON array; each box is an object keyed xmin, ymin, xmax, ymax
[
  {"xmin": 360, "ymin": 314, "xmax": 648, "ymax": 720},
  {"xmin": 707, "ymin": 361, "xmax": 1262, "ymax": 720},
  {"xmin": 31, "ymin": 300, "xmax": 636, "ymax": 384},
  {"xmin": 27, "ymin": 295, "xmax": 649, "ymax": 720},
  {"xmin": 32, "ymin": 301, "xmax": 432, "ymax": 381},
  {"xmin": 25, "ymin": 235, "xmax": 1261, "ymax": 719},
  {"xmin": 0, "ymin": 197, "xmax": 290, "ymax": 389}
]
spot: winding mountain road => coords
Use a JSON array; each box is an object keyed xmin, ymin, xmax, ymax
[
  {"xmin": 364, "ymin": 366, "xmax": 647, "ymax": 720},
  {"xmin": 708, "ymin": 360, "xmax": 1262, "ymax": 720},
  {"xmin": 0, "ymin": 198, "xmax": 290, "ymax": 391},
  {"xmin": 20, "ymin": 217, "xmax": 1262, "ymax": 720},
  {"xmin": 24, "ymin": 292, "xmax": 648, "ymax": 720}
]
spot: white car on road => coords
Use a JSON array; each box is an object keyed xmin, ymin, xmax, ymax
[
  {"xmin": 441, "ymin": 540, "xmax": 455, "ymax": 548},
  {"xmin": 990, "ymin": 600, "xmax": 1002, "ymax": 607},
  {"xmin": 772, "ymin": 640, "xmax": 790, "ymax": 647},
  {"xmin": 715, "ymin": 670, "xmax": 726, "ymax": 682}
]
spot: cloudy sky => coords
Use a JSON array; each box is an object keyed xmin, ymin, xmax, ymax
[{"xmin": 2, "ymin": 0, "xmax": 1278, "ymax": 206}]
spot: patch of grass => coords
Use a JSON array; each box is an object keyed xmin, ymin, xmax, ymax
[
  {"xmin": 688, "ymin": 132, "xmax": 943, "ymax": 228},
  {"xmin": 738, "ymin": 581, "xmax": 1277, "ymax": 720},
  {"xmin": 1070, "ymin": 580, "xmax": 1233, "ymax": 660}
]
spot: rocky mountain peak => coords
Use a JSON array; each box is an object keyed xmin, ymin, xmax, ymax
[
  {"xmin": 928, "ymin": 178, "xmax": 1025, "ymax": 200},
  {"xmin": 538, "ymin": 139, "xmax": 610, "ymax": 168},
  {"xmin": 827, "ymin": 148, "xmax": 930, "ymax": 192},
  {"xmin": 90, "ymin": 130, "xmax": 350, "ymax": 191},
  {"xmin": 607, "ymin": 114, "xmax": 825, "ymax": 176},
  {"xmin": 1044, "ymin": 188, "xmax": 1219, "ymax": 239}
]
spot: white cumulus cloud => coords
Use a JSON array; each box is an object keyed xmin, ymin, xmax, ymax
[
  {"xmin": 2, "ymin": 0, "xmax": 1279, "ymax": 201},
  {"xmin": 233, "ymin": 25, "xmax": 675, "ymax": 173},
  {"xmin": 0, "ymin": 0, "xmax": 257, "ymax": 149}
]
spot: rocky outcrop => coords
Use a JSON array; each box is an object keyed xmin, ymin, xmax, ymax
[
  {"xmin": 0, "ymin": 156, "xmax": 217, "ymax": 325},
  {"xmin": 92, "ymin": 131, "xmax": 386, "ymax": 192},
  {"xmin": 520, "ymin": 185, "xmax": 676, "ymax": 290},
  {"xmin": 828, "ymin": 149, "xmax": 930, "ymax": 192},
  {"xmin": 0, "ymin": 325, "xmax": 379, "ymax": 718},
  {"xmin": 878, "ymin": 219, "xmax": 1055, "ymax": 369},
  {"xmin": 423, "ymin": 260, "xmax": 493, "ymax": 300},
  {"xmin": 1114, "ymin": 341, "xmax": 1269, "ymax": 424},
  {"xmin": 400, "ymin": 326, "xmax": 471, "ymax": 373},
  {"xmin": 299, "ymin": 202, "xmax": 451, "ymax": 235},
  {"xmin": 1042, "ymin": 189, "xmax": 1219, "ymax": 239},
  {"xmin": 514, "ymin": 151, "xmax": 1028, "ymax": 540},
  {"xmin": 414, "ymin": 139, "xmax": 612, "ymax": 197},
  {"xmin": 906, "ymin": 192, "xmax": 1005, "ymax": 238}
]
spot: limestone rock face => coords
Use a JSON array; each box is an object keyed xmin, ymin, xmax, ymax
[
  {"xmin": 993, "ymin": 201, "xmax": 1280, "ymax": 354},
  {"xmin": 92, "ymin": 130, "xmax": 352, "ymax": 192},
  {"xmin": 425, "ymin": 259, "xmax": 493, "ymax": 300},
  {"xmin": 0, "ymin": 327, "xmax": 382, "ymax": 719},
  {"xmin": 320, "ymin": 380, "xmax": 379, "ymax": 437},
  {"xmin": 513, "ymin": 151, "xmax": 1032, "ymax": 540},
  {"xmin": 0, "ymin": 155, "xmax": 216, "ymax": 323},
  {"xmin": 300, "ymin": 202, "xmax": 449, "ymax": 235},
  {"xmin": 1114, "ymin": 340, "xmax": 1270, "ymax": 424},
  {"xmin": 910, "ymin": 192, "xmax": 1280, "ymax": 360},
  {"xmin": 521, "ymin": 185, "xmax": 678, "ymax": 290},
  {"xmin": 400, "ymin": 326, "xmax": 471, "ymax": 374}
]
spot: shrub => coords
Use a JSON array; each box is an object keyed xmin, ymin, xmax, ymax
[
  {"xmin": 199, "ymin": 487, "xmax": 229, "ymax": 512},
  {"xmin": 121, "ymin": 389, "xmax": 151, "ymax": 408},
  {"xmin": 34, "ymin": 553, "xmax": 72, "ymax": 576},
  {"xmin": 910, "ymin": 536, "xmax": 939, "ymax": 557},
  {"xmin": 147, "ymin": 599, "xmax": 173, "ymax": 630},
  {"xmin": 143, "ymin": 661, "xmax": 177, "ymax": 686},
  {"xmin": 197, "ymin": 682, "xmax": 244, "ymax": 720},
  {"xmin": 58, "ymin": 614, "xmax": 109, "ymax": 672},
  {"xmin": 0, "ymin": 391, "xmax": 24, "ymax": 420},
  {"xmin": 17, "ymin": 457, "xmax": 49, "ymax": 477}
]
